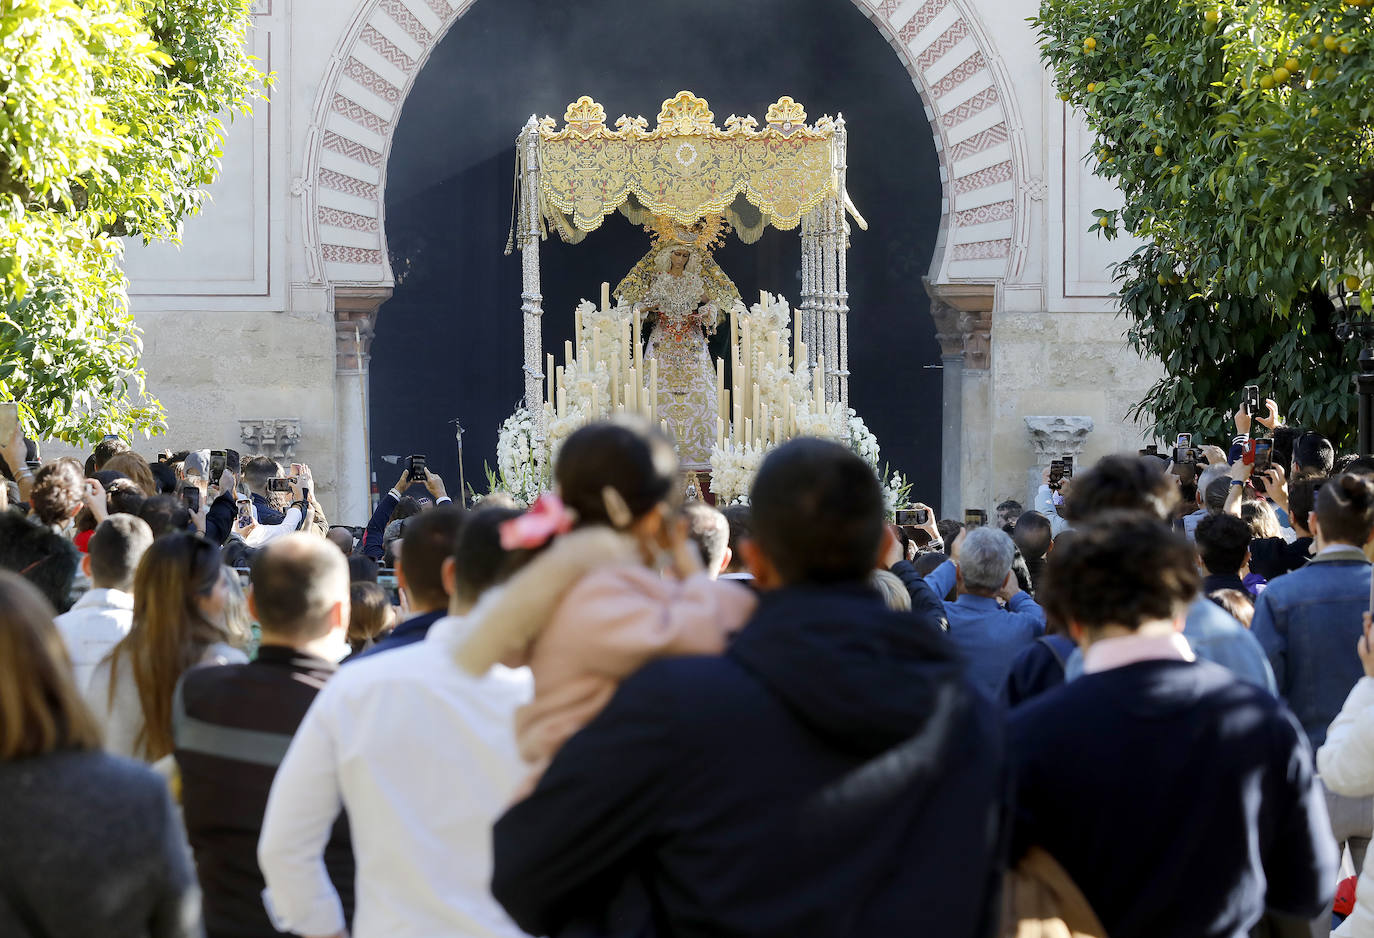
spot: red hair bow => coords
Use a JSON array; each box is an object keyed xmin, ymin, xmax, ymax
[{"xmin": 500, "ymin": 494, "xmax": 574, "ymax": 550}]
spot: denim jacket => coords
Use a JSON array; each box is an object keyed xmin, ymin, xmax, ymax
[{"xmin": 1252, "ymin": 546, "xmax": 1372, "ymax": 748}]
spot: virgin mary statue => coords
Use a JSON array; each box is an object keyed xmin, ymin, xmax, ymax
[{"xmin": 634, "ymin": 245, "xmax": 722, "ymax": 470}]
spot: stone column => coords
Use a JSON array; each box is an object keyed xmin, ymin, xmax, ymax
[
  {"xmin": 930, "ymin": 299, "xmax": 964, "ymax": 519},
  {"xmin": 959, "ymin": 309, "xmax": 993, "ymax": 518},
  {"xmin": 1024, "ymin": 415, "xmax": 1095, "ymax": 505},
  {"xmin": 334, "ymin": 285, "xmax": 391, "ymax": 524}
]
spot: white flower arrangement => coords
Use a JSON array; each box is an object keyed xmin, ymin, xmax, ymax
[
  {"xmin": 846, "ymin": 409, "xmax": 881, "ymax": 472},
  {"xmin": 708, "ymin": 439, "xmax": 766, "ymax": 504},
  {"xmin": 494, "ymin": 406, "xmax": 546, "ymax": 504}
]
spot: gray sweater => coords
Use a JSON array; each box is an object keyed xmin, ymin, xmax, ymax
[{"xmin": 0, "ymin": 749, "xmax": 203, "ymax": 938}]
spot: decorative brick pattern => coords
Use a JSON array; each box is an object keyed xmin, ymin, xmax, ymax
[
  {"xmin": 915, "ymin": 19, "xmax": 969, "ymax": 70},
  {"xmin": 360, "ymin": 24, "xmax": 416, "ymax": 72},
  {"xmin": 324, "ymin": 130, "xmax": 383, "ymax": 168},
  {"xmin": 332, "ymin": 95, "xmax": 391, "ymax": 135},
  {"xmin": 952, "ymin": 159, "xmax": 1013, "ymax": 193},
  {"xmin": 931, "ymin": 51, "xmax": 986, "ymax": 98},
  {"xmin": 876, "ymin": 0, "xmax": 902, "ymax": 18},
  {"xmin": 323, "ymin": 244, "xmax": 384, "ymax": 265},
  {"xmin": 950, "ymin": 238, "xmax": 1011, "ymax": 260},
  {"xmin": 939, "ymin": 85, "xmax": 998, "ymax": 128},
  {"xmin": 953, "ymin": 199, "xmax": 1013, "ymax": 227},
  {"xmin": 319, "ymin": 168, "xmax": 379, "ymax": 201},
  {"xmin": 377, "ymin": 0, "xmax": 432, "ymax": 45},
  {"xmin": 423, "ymin": 0, "xmax": 450, "ymax": 15},
  {"xmin": 345, "ymin": 57, "xmax": 401, "ymax": 104},
  {"xmin": 948, "ymin": 122, "xmax": 1008, "ymax": 162},
  {"xmin": 897, "ymin": 0, "xmax": 949, "ymax": 44},
  {"xmin": 319, "ymin": 206, "xmax": 380, "ymax": 232}
]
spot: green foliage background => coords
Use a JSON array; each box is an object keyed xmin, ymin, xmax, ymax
[
  {"xmin": 1033, "ymin": 0, "xmax": 1373, "ymax": 447},
  {"xmin": 0, "ymin": 0, "xmax": 265, "ymax": 445}
]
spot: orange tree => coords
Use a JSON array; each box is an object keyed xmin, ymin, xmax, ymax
[{"xmin": 1033, "ymin": 0, "xmax": 1372, "ymax": 444}]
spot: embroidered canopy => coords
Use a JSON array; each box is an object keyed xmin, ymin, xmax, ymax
[{"xmin": 534, "ymin": 92, "xmax": 846, "ymax": 238}]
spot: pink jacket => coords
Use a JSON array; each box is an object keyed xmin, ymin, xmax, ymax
[{"xmin": 456, "ymin": 527, "xmax": 756, "ymax": 768}]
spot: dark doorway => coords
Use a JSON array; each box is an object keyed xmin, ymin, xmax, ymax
[{"xmin": 373, "ymin": 0, "xmax": 944, "ymax": 504}]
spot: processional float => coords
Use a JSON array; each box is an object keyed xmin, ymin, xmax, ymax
[{"xmin": 503, "ymin": 91, "xmax": 870, "ymax": 501}]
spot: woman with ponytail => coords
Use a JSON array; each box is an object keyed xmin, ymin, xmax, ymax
[
  {"xmin": 85, "ymin": 533, "xmax": 248, "ymax": 762},
  {"xmin": 457, "ymin": 417, "xmax": 755, "ymax": 791}
]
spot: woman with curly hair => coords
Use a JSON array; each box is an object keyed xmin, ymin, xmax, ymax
[{"xmin": 29, "ymin": 458, "xmax": 86, "ymax": 535}]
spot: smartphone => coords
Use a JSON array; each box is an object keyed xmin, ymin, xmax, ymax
[
  {"xmin": 1061, "ymin": 455, "xmax": 1074, "ymax": 479},
  {"xmin": 1049, "ymin": 460, "xmax": 1065, "ymax": 486},
  {"xmin": 181, "ymin": 486, "xmax": 201, "ymax": 513},
  {"xmin": 209, "ymin": 450, "xmax": 227, "ymax": 486},
  {"xmin": 964, "ymin": 509, "xmax": 987, "ymax": 529},
  {"xmin": 407, "ymin": 454, "xmax": 428, "ymax": 479},
  {"xmin": 1243, "ymin": 386, "xmax": 1261, "ymax": 416},
  {"xmin": 291, "ymin": 463, "xmax": 304, "ymax": 478},
  {"xmin": 236, "ymin": 499, "xmax": 254, "ymax": 527},
  {"xmin": 267, "ymin": 477, "xmax": 293, "ymax": 493},
  {"xmin": 1253, "ymin": 439, "xmax": 1272, "ymax": 474},
  {"xmin": 1176, "ymin": 433, "xmax": 1192, "ymax": 449},
  {"xmin": 225, "ymin": 449, "xmax": 241, "ymax": 474},
  {"xmin": 1174, "ymin": 445, "xmax": 1196, "ymax": 466},
  {"xmin": 895, "ymin": 508, "xmax": 930, "ymax": 526},
  {"xmin": 0, "ymin": 402, "xmax": 16, "ymax": 446}
]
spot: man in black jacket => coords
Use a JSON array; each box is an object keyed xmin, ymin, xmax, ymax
[{"xmin": 491, "ymin": 438, "xmax": 1005, "ymax": 938}]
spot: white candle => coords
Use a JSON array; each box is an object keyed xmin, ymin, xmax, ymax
[
  {"xmin": 799, "ymin": 341, "xmax": 808, "ymax": 373},
  {"xmin": 774, "ymin": 416, "xmax": 782, "ymax": 444},
  {"xmin": 628, "ymin": 366, "xmax": 638, "ymax": 413},
  {"xmin": 574, "ymin": 308, "xmax": 583, "ymax": 342},
  {"xmin": 717, "ymin": 416, "xmax": 725, "ymax": 450},
  {"xmin": 601, "ymin": 281, "xmax": 610, "ymax": 312},
  {"xmin": 794, "ymin": 308, "xmax": 802, "ymax": 367},
  {"xmin": 759, "ymin": 289, "xmax": 767, "ymax": 310},
  {"xmin": 556, "ymin": 385, "xmax": 567, "ymax": 419},
  {"xmin": 744, "ymin": 417, "xmax": 753, "ymax": 447},
  {"xmin": 814, "ymin": 366, "xmax": 824, "ymax": 411},
  {"xmin": 734, "ymin": 401, "xmax": 744, "ymax": 444},
  {"xmin": 788, "ymin": 400, "xmax": 796, "ymax": 438},
  {"xmin": 546, "ymin": 353, "xmax": 555, "ymax": 409},
  {"xmin": 761, "ymin": 403, "xmax": 771, "ymax": 444},
  {"xmin": 592, "ymin": 327, "xmax": 601, "ymax": 367},
  {"xmin": 624, "ymin": 382, "xmax": 633, "ymax": 414},
  {"xmin": 661, "ymin": 418, "xmax": 670, "ymax": 439},
  {"xmin": 768, "ymin": 330, "xmax": 779, "ymax": 369},
  {"xmin": 741, "ymin": 320, "xmax": 752, "ymax": 416},
  {"xmin": 564, "ymin": 340, "xmax": 574, "ymax": 368},
  {"xmin": 649, "ymin": 358, "xmax": 659, "ymax": 422},
  {"xmin": 752, "ymin": 382, "xmax": 761, "ymax": 433}
]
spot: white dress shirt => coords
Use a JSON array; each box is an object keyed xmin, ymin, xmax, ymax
[
  {"xmin": 54, "ymin": 588, "xmax": 134, "ymax": 691},
  {"xmin": 258, "ymin": 616, "xmax": 532, "ymax": 938}
]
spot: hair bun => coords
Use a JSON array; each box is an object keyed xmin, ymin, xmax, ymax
[{"xmin": 1342, "ymin": 473, "xmax": 1374, "ymax": 509}]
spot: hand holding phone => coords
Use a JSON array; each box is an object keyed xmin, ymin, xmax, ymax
[
  {"xmin": 964, "ymin": 509, "xmax": 987, "ymax": 529},
  {"xmin": 181, "ymin": 486, "xmax": 201, "ymax": 514}
]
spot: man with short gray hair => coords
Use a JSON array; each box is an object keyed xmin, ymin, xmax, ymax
[{"xmin": 925, "ymin": 526, "xmax": 1046, "ymax": 697}]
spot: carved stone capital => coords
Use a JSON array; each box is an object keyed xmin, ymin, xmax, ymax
[
  {"xmin": 929, "ymin": 300, "xmax": 964, "ymax": 358},
  {"xmin": 959, "ymin": 310, "xmax": 992, "ymax": 371},
  {"xmin": 1024, "ymin": 416, "xmax": 1095, "ymax": 462},
  {"xmin": 239, "ymin": 418, "xmax": 303, "ymax": 463},
  {"xmin": 334, "ymin": 285, "xmax": 393, "ymax": 372}
]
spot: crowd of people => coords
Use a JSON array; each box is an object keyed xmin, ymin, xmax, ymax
[{"xmin": 2, "ymin": 397, "xmax": 1374, "ymax": 938}]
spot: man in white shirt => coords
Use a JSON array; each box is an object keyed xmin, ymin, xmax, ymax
[
  {"xmin": 259, "ymin": 505, "xmax": 532, "ymax": 938},
  {"xmin": 55, "ymin": 515, "xmax": 152, "ymax": 690}
]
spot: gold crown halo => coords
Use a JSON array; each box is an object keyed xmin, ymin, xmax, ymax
[{"xmin": 644, "ymin": 213, "xmax": 729, "ymax": 253}]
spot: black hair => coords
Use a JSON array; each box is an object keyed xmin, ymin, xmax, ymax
[
  {"xmin": 348, "ymin": 554, "xmax": 380, "ymax": 584},
  {"xmin": 1194, "ymin": 513, "xmax": 1251, "ymax": 577},
  {"xmin": 1289, "ymin": 477, "xmax": 1323, "ymax": 532},
  {"xmin": 1012, "ymin": 511, "xmax": 1053, "ymax": 561},
  {"xmin": 106, "ymin": 478, "xmax": 147, "ymax": 517},
  {"xmin": 242, "ymin": 456, "xmax": 280, "ymax": 490},
  {"xmin": 749, "ymin": 437, "xmax": 884, "ymax": 586},
  {"xmin": 936, "ymin": 518, "xmax": 963, "ymax": 546},
  {"xmin": 555, "ymin": 418, "xmax": 679, "ymax": 528},
  {"xmin": 1315, "ymin": 473, "xmax": 1374, "ymax": 547},
  {"xmin": 149, "ymin": 462, "xmax": 178, "ymax": 495},
  {"xmin": 1062, "ymin": 454, "xmax": 1180, "ymax": 523},
  {"xmin": 0, "ymin": 512, "xmax": 78, "ymax": 612},
  {"xmin": 1042, "ymin": 512, "xmax": 1199, "ymax": 632},
  {"xmin": 138, "ymin": 494, "xmax": 193, "ymax": 539},
  {"xmin": 1293, "ymin": 431, "xmax": 1335, "ymax": 476},
  {"xmin": 398, "ymin": 505, "xmax": 465, "ymax": 609},
  {"xmin": 721, "ymin": 504, "xmax": 752, "ymax": 574},
  {"xmin": 451, "ymin": 505, "xmax": 533, "ymax": 607}
]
